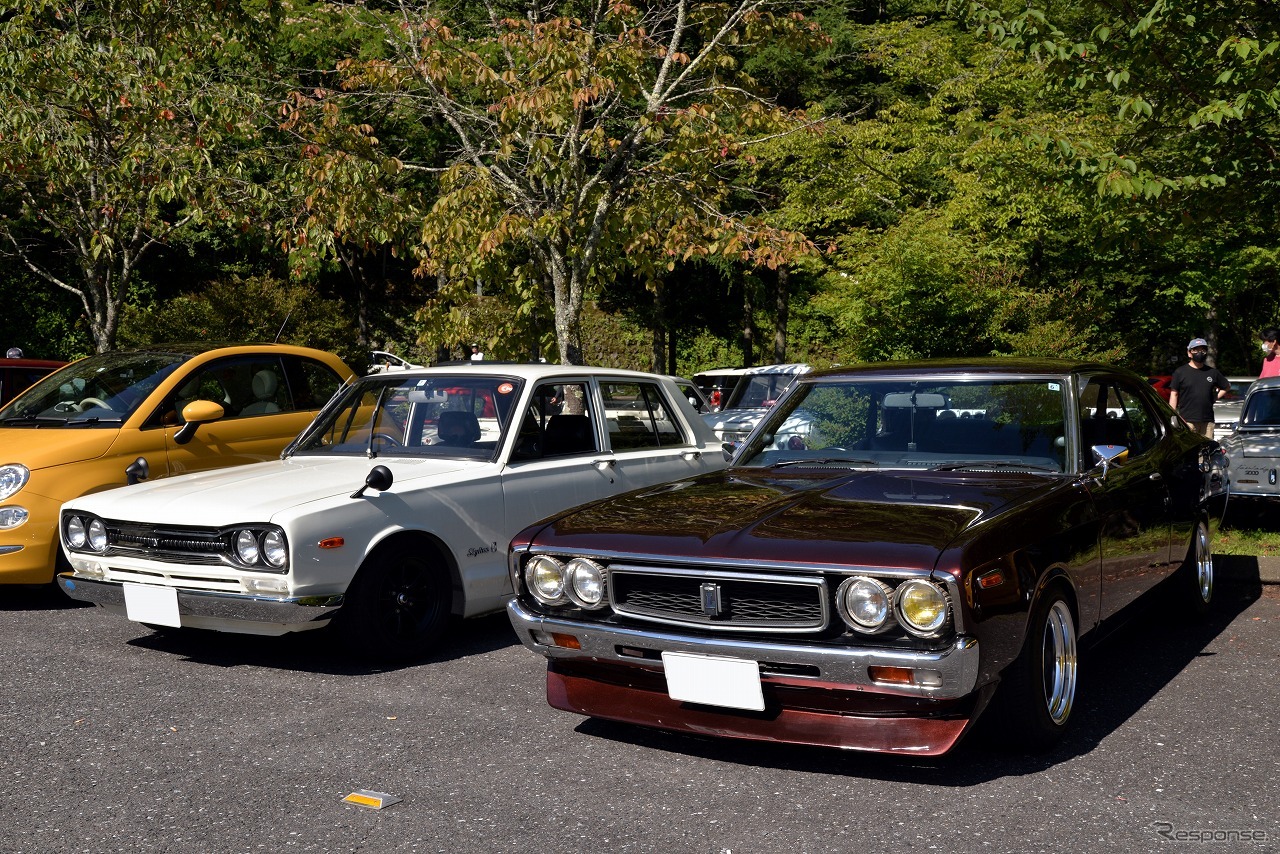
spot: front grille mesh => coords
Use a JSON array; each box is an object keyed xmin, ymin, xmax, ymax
[
  {"xmin": 610, "ymin": 568, "xmax": 826, "ymax": 631},
  {"xmin": 105, "ymin": 521, "xmax": 228, "ymax": 566}
]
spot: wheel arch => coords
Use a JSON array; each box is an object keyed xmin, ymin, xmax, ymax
[{"xmin": 358, "ymin": 528, "xmax": 463, "ymax": 616}]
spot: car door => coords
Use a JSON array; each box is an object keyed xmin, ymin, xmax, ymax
[
  {"xmin": 599, "ymin": 378, "xmax": 711, "ymax": 492},
  {"xmin": 501, "ymin": 378, "xmax": 621, "ymax": 535},
  {"xmin": 149, "ymin": 355, "xmax": 342, "ymax": 476},
  {"xmin": 1079, "ymin": 374, "xmax": 1176, "ymax": 622}
]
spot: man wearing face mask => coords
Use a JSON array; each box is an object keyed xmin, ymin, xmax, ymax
[
  {"xmin": 1260, "ymin": 328, "xmax": 1280, "ymax": 378},
  {"xmin": 1169, "ymin": 337, "xmax": 1230, "ymax": 437}
]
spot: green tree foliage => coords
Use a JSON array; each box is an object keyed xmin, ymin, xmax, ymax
[{"xmin": 287, "ymin": 0, "xmax": 821, "ymax": 365}]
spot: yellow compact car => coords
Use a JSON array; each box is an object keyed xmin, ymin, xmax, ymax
[{"xmin": 0, "ymin": 343, "xmax": 354, "ymax": 584}]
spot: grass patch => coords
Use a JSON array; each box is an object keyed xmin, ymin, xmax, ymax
[{"xmin": 1215, "ymin": 527, "xmax": 1280, "ymax": 557}]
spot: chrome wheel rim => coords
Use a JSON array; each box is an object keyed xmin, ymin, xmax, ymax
[
  {"xmin": 1196, "ymin": 524, "xmax": 1214, "ymax": 604},
  {"xmin": 1041, "ymin": 600, "xmax": 1077, "ymax": 726}
]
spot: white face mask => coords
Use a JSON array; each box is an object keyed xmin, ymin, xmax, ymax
[{"xmin": 1265, "ymin": 342, "xmax": 1277, "ymax": 353}]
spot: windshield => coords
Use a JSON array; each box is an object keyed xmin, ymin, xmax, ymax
[
  {"xmin": 1241, "ymin": 389, "xmax": 1280, "ymax": 428},
  {"xmin": 290, "ymin": 374, "xmax": 524, "ymax": 461},
  {"xmin": 722, "ymin": 372, "xmax": 801, "ymax": 411},
  {"xmin": 0, "ymin": 351, "xmax": 188, "ymax": 425},
  {"xmin": 737, "ymin": 377, "xmax": 1069, "ymax": 473}
]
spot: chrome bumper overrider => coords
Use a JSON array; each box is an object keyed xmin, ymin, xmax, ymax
[
  {"xmin": 507, "ymin": 598, "xmax": 980, "ymax": 700},
  {"xmin": 57, "ymin": 574, "xmax": 344, "ymax": 624}
]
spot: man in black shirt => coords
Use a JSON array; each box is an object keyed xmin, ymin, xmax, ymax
[{"xmin": 1169, "ymin": 337, "xmax": 1230, "ymax": 436}]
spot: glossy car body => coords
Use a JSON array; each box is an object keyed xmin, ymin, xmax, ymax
[
  {"xmin": 1, "ymin": 357, "xmax": 67, "ymax": 407},
  {"xmin": 56, "ymin": 365, "xmax": 728, "ymax": 657},
  {"xmin": 701, "ymin": 363, "xmax": 811, "ymax": 444},
  {"xmin": 0, "ymin": 344, "xmax": 353, "ymax": 584},
  {"xmin": 508, "ymin": 359, "xmax": 1227, "ymax": 755},
  {"xmin": 1220, "ymin": 375, "xmax": 1280, "ymax": 500}
]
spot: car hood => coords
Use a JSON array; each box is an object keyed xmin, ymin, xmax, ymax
[
  {"xmin": 530, "ymin": 467, "xmax": 1066, "ymax": 568},
  {"xmin": 702, "ymin": 409, "xmax": 768, "ymax": 430},
  {"xmin": 0, "ymin": 427, "xmax": 121, "ymax": 470},
  {"xmin": 64, "ymin": 455, "xmax": 484, "ymax": 525}
]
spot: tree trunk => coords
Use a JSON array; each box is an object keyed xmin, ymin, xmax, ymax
[
  {"xmin": 774, "ymin": 266, "xmax": 790, "ymax": 364},
  {"xmin": 740, "ymin": 282, "xmax": 756, "ymax": 367}
]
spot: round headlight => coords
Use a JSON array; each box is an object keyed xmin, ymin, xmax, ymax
[
  {"xmin": 235, "ymin": 529, "xmax": 260, "ymax": 565},
  {"xmin": 895, "ymin": 579, "xmax": 950, "ymax": 636},
  {"xmin": 87, "ymin": 518, "xmax": 108, "ymax": 552},
  {"xmin": 66, "ymin": 515, "xmax": 87, "ymax": 549},
  {"xmin": 525, "ymin": 555, "xmax": 566, "ymax": 604},
  {"xmin": 566, "ymin": 558, "xmax": 607, "ymax": 608},
  {"xmin": 0, "ymin": 464, "xmax": 29, "ymax": 502},
  {"xmin": 838, "ymin": 576, "xmax": 892, "ymax": 632},
  {"xmin": 262, "ymin": 529, "xmax": 287, "ymax": 568}
]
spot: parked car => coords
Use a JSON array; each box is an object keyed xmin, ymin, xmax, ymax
[
  {"xmin": 0, "ymin": 344, "xmax": 354, "ymax": 584},
  {"xmin": 701, "ymin": 363, "xmax": 811, "ymax": 445},
  {"xmin": 56, "ymin": 365, "xmax": 729, "ymax": 659},
  {"xmin": 368, "ymin": 351, "xmax": 424, "ymax": 373},
  {"xmin": 507, "ymin": 359, "xmax": 1227, "ymax": 755},
  {"xmin": 1, "ymin": 355, "xmax": 66, "ymax": 407},
  {"xmin": 692, "ymin": 367, "xmax": 746, "ymax": 412},
  {"xmin": 1212, "ymin": 376, "xmax": 1256, "ymax": 441},
  {"xmin": 670, "ymin": 376, "xmax": 713, "ymax": 414},
  {"xmin": 1148, "ymin": 374, "xmax": 1172, "ymax": 402},
  {"xmin": 1220, "ymin": 375, "xmax": 1280, "ymax": 501}
]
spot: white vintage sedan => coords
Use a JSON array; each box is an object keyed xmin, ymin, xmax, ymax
[{"xmin": 56, "ymin": 364, "xmax": 728, "ymax": 659}]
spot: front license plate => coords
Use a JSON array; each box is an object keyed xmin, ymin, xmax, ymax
[
  {"xmin": 661, "ymin": 651, "xmax": 764, "ymax": 711},
  {"xmin": 123, "ymin": 584, "xmax": 181, "ymax": 627}
]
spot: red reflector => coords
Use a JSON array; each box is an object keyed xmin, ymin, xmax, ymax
[
  {"xmin": 978, "ymin": 569, "xmax": 1005, "ymax": 589},
  {"xmin": 868, "ymin": 665, "xmax": 914, "ymax": 685},
  {"xmin": 318, "ymin": 537, "xmax": 345, "ymax": 549},
  {"xmin": 550, "ymin": 632, "xmax": 581, "ymax": 650}
]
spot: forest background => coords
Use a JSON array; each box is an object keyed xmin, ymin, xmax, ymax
[{"xmin": 1, "ymin": 0, "xmax": 1276, "ymax": 378}]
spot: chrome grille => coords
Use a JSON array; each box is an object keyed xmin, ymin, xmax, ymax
[
  {"xmin": 105, "ymin": 521, "xmax": 228, "ymax": 566},
  {"xmin": 608, "ymin": 566, "xmax": 828, "ymax": 632}
]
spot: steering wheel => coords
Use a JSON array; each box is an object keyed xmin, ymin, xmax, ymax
[
  {"xmin": 78, "ymin": 397, "xmax": 110, "ymax": 412},
  {"xmin": 372, "ymin": 432, "xmax": 403, "ymax": 447}
]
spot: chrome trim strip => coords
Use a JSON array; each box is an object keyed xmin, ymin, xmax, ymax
[
  {"xmin": 56, "ymin": 574, "xmax": 343, "ymax": 623},
  {"xmin": 507, "ymin": 598, "xmax": 980, "ymax": 701},
  {"xmin": 0, "ymin": 545, "xmax": 23, "ymax": 555}
]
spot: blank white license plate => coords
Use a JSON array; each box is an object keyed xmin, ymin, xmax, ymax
[
  {"xmin": 661, "ymin": 651, "xmax": 764, "ymax": 711},
  {"xmin": 123, "ymin": 584, "xmax": 181, "ymax": 627}
]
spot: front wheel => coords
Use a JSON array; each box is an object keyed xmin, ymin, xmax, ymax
[
  {"xmin": 1180, "ymin": 521, "xmax": 1214, "ymax": 617},
  {"xmin": 340, "ymin": 544, "xmax": 451, "ymax": 661},
  {"xmin": 990, "ymin": 588, "xmax": 1079, "ymax": 752}
]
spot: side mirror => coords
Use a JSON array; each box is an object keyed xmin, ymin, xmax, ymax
[
  {"xmin": 722, "ymin": 442, "xmax": 736, "ymax": 462},
  {"xmin": 174, "ymin": 400, "xmax": 226, "ymax": 445},
  {"xmin": 351, "ymin": 464, "xmax": 394, "ymax": 499},
  {"xmin": 125, "ymin": 457, "xmax": 150, "ymax": 485},
  {"xmin": 1091, "ymin": 444, "xmax": 1129, "ymax": 479}
]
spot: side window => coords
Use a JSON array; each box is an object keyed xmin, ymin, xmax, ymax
[
  {"xmin": 155, "ymin": 357, "xmax": 293, "ymax": 425},
  {"xmin": 1112, "ymin": 383, "xmax": 1161, "ymax": 456},
  {"xmin": 600, "ymin": 381, "xmax": 687, "ymax": 450},
  {"xmin": 512, "ymin": 382, "xmax": 597, "ymax": 459},
  {"xmin": 285, "ymin": 356, "xmax": 345, "ymax": 410}
]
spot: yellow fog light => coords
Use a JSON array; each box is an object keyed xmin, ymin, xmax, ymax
[{"xmin": 894, "ymin": 579, "xmax": 950, "ymax": 637}]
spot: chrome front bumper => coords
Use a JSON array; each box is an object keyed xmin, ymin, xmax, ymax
[
  {"xmin": 507, "ymin": 598, "xmax": 980, "ymax": 701},
  {"xmin": 57, "ymin": 573, "xmax": 344, "ymax": 627}
]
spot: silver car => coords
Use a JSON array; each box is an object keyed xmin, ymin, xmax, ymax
[
  {"xmin": 1220, "ymin": 375, "xmax": 1280, "ymax": 499},
  {"xmin": 1212, "ymin": 376, "xmax": 1257, "ymax": 441}
]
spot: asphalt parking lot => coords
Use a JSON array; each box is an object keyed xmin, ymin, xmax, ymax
[{"xmin": 2, "ymin": 572, "xmax": 1278, "ymax": 854}]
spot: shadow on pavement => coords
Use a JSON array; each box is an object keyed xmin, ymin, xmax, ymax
[
  {"xmin": 573, "ymin": 576, "xmax": 1261, "ymax": 784},
  {"xmin": 123, "ymin": 610, "xmax": 520, "ymax": 676},
  {"xmin": 0, "ymin": 581, "xmax": 92, "ymax": 611}
]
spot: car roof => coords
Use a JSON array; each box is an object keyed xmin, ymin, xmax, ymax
[
  {"xmin": 805, "ymin": 357, "xmax": 1130, "ymax": 379},
  {"xmin": 359, "ymin": 362, "xmax": 683, "ymax": 383},
  {"xmin": 1247, "ymin": 376, "xmax": 1280, "ymax": 390}
]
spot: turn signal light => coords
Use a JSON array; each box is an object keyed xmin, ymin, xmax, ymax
[
  {"xmin": 868, "ymin": 665, "xmax": 914, "ymax": 685},
  {"xmin": 318, "ymin": 537, "xmax": 345, "ymax": 549}
]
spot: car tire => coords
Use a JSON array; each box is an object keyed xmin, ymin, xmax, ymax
[
  {"xmin": 991, "ymin": 586, "xmax": 1078, "ymax": 752},
  {"xmin": 1180, "ymin": 520, "xmax": 1214, "ymax": 617},
  {"xmin": 340, "ymin": 543, "xmax": 451, "ymax": 661}
]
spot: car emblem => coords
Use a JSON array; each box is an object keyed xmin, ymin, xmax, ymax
[{"xmin": 700, "ymin": 582, "xmax": 723, "ymax": 618}]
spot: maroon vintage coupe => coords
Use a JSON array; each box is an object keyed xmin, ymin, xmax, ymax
[{"xmin": 507, "ymin": 359, "xmax": 1228, "ymax": 755}]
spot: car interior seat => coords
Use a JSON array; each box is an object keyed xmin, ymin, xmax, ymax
[
  {"xmin": 437, "ymin": 410, "xmax": 482, "ymax": 446},
  {"xmin": 542, "ymin": 414, "xmax": 595, "ymax": 455},
  {"xmin": 241, "ymin": 370, "xmax": 282, "ymax": 415}
]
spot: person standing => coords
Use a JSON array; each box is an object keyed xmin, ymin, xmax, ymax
[
  {"xmin": 1169, "ymin": 337, "xmax": 1230, "ymax": 437},
  {"xmin": 470, "ymin": 344, "xmax": 484, "ymax": 361},
  {"xmin": 1260, "ymin": 328, "xmax": 1280, "ymax": 378}
]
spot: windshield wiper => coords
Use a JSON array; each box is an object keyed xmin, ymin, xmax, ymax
[
  {"xmin": 0, "ymin": 416, "xmax": 67, "ymax": 426},
  {"xmin": 770, "ymin": 457, "xmax": 879, "ymax": 469},
  {"xmin": 931, "ymin": 461, "xmax": 1059, "ymax": 473},
  {"xmin": 64, "ymin": 416, "xmax": 124, "ymax": 425}
]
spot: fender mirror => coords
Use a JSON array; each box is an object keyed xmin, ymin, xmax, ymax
[{"xmin": 351, "ymin": 464, "xmax": 394, "ymax": 499}]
